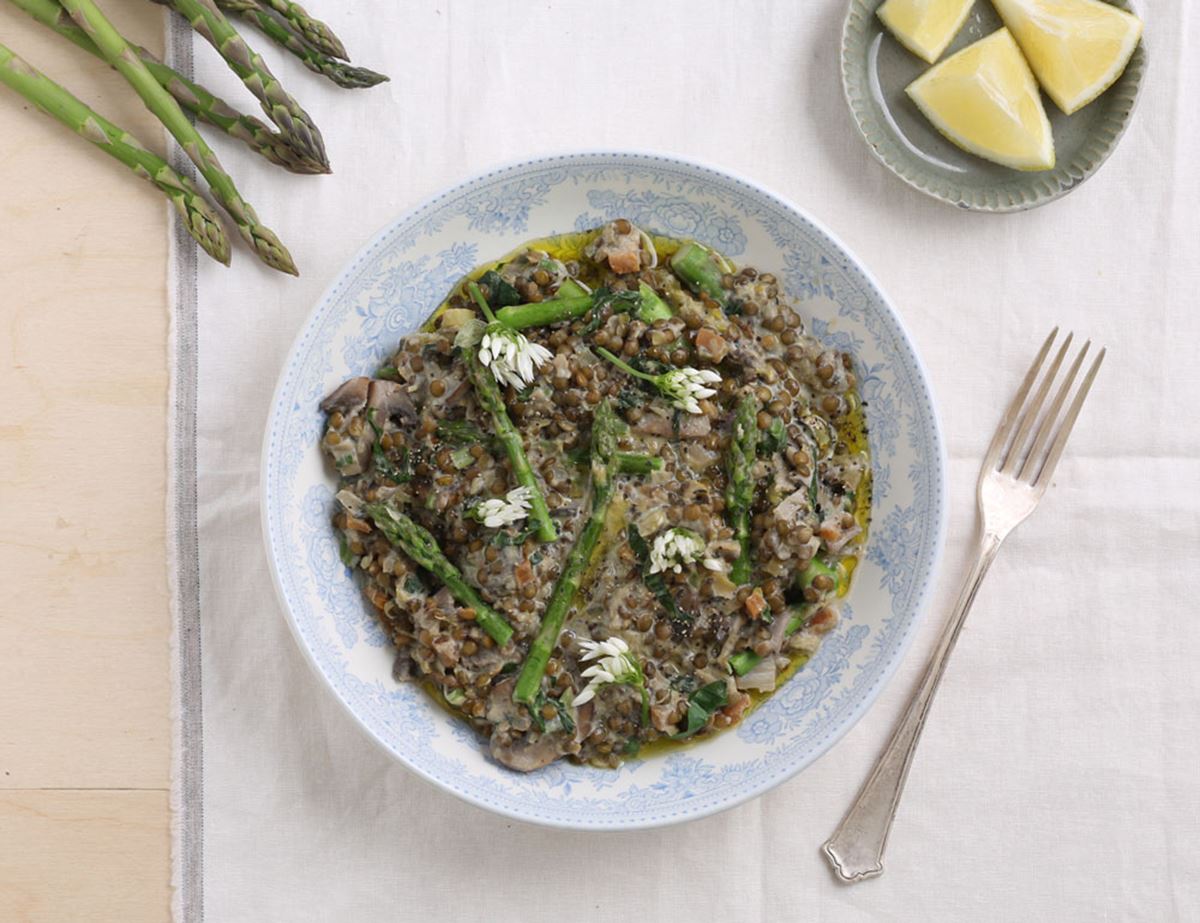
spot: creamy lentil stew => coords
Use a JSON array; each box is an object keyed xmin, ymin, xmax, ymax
[{"xmin": 319, "ymin": 220, "xmax": 870, "ymax": 771}]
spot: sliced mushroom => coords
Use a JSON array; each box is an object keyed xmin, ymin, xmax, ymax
[
  {"xmin": 366, "ymin": 379, "xmax": 417, "ymax": 423},
  {"xmin": 320, "ymin": 377, "xmax": 369, "ymax": 415}
]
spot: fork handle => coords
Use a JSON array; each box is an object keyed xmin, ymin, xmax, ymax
[{"xmin": 822, "ymin": 531, "xmax": 1003, "ymax": 882}]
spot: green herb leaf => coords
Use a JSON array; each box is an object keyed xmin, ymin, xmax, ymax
[
  {"xmin": 477, "ymin": 269, "xmax": 522, "ymax": 308},
  {"xmin": 527, "ymin": 691, "xmax": 575, "ymax": 734},
  {"xmin": 729, "ymin": 650, "xmax": 763, "ymax": 676},
  {"xmin": 374, "ymin": 365, "xmax": 400, "ymax": 380},
  {"xmin": 627, "ymin": 525, "xmax": 694, "ymax": 625},
  {"xmin": 491, "ymin": 523, "xmax": 540, "ymax": 547},
  {"xmin": 565, "ymin": 443, "xmax": 590, "ymax": 467},
  {"xmin": 592, "ymin": 287, "xmax": 642, "ymax": 315},
  {"xmin": 616, "ymin": 384, "xmax": 647, "ymax": 412},
  {"xmin": 337, "ymin": 534, "xmax": 355, "ymax": 568},
  {"xmin": 674, "ymin": 680, "xmax": 729, "ymax": 739},
  {"xmin": 444, "ymin": 688, "xmax": 466, "ymax": 707},
  {"xmin": 759, "ymin": 417, "xmax": 787, "ymax": 456},
  {"xmin": 403, "ymin": 575, "xmax": 425, "ymax": 596},
  {"xmin": 436, "ymin": 419, "xmax": 489, "ymax": 447}
]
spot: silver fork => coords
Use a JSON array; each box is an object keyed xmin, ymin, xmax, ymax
[{"xmin": 822, "ymin": 329, "xmax": 1105, "ymax": 883}]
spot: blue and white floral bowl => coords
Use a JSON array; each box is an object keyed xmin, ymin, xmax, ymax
[{"xmin": 262, "ymin": 152, "xmax": 947, "ymax": 829}]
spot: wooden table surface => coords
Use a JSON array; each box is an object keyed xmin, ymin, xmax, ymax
[{"xmin": 1, "ymin": 5, "xmax": 172, "ymax": 921}]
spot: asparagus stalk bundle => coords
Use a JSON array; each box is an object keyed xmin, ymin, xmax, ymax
[
  {"xmin": 154, "ymin": 0, "xmax": 328, "ymax": 172},
  {"xmin": 513, "ymin": 399, "xmax": 624, "ymax": 706},
  {"xmin": 0, "ymin": 42, "xmax": 230, "ymax": 265},
  {"xmin": 10, "ymin": 0, "xmax": 327, "ymax": 174},
  {"xmin": 366, "ymin": 504, "xmax": 514, "ymax": 646},
  {"xmin": 726, "ymin": 393, "xmax": 760, "ymax": 584},
  {"xmin": 217, "ymin": 0, "xmax": 386, "ymax": 88},
  {"xmin": 60, "ymin": 0, "xmax": 298, "ymax": 274}
]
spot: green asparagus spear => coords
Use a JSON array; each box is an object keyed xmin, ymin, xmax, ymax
[
  {"xmin": 514, "ymin": 399, "xmax": 623, "ymax": 705},
  {"xmin": 9, "ymin": 0, "xmax": 327, "ymax": 174},
  {"xmin": 59, "ymin": 0, "xmax": 297, "ymax": 274},
  {"xmin": 464, "ymin": 281, "xmax": 557, "ymax": 541},
  {"xmin": 636, "ymin": 281, "xmax": 673, "ymax": 323},
  {"xmin": 553, "ymin": 278, "xmax": 589, "ymax": 300},
  {"xmin": 223, "ymin": 1, "xmax": 387, "ymax": 89},
  {"xmin": 0, "ymin": 42, "xmax": 230, "ymax": 265},
  {"xmin": 365, "ymin": 503, "xmax": 513, "ymax": 646},
  {"xmin": 670, "ymin": 242, "xmax": 730, "ymax": 307},
  {"xmin": 726, "ymin": 393, "xmax": 759, "ymax": 584},
  {"xmin": 495, "ymin": 287, "xmax": 642, "ymax": 330},
  {"xmin": 462, "ymin": 294, "xmax": 558, "ymax": 545},
  {"xmin": 219, "ymin": 0, "xmax": 347, "ymax": 59},
  {"xmin": 495, "ymin": 294, "xmax": 593, "ymax": 329},
  {"xmin": 614, "ymin": 452, "xmax": 663, "ymax": 476},
  {"xmin": 466, "ymin": 350, "xmax": 557, "ymax": 542},
  {"xmin": 156, "ymin": 0, "xmax": 328, "ymax": 172}
]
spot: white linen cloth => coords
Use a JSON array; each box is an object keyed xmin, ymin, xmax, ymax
[{"xmin": 170, "ymin": 2, "xmax": 1200, "ymax": 919}]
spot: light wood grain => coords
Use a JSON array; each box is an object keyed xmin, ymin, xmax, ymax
[
  {"xmin": 0, "ymin": 790, "xmax": 170, "ymax": 923},
  {"xmin": 0, "ymin": 3, "xmax": 172, "ymax": 920}
]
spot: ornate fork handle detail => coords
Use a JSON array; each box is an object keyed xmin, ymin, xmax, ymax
[{"xmin": 823, "ymin": 532, "xmax": 1001, "ymax": 881}]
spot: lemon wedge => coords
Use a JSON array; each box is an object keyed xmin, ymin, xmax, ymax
[
  {"xmin": 991, "ymin": 0, "xmax": 1142, "ymax": 114},
  {"xmin": 877, "ymin": 0, "xmax": 976, "ymax": 63},
  {"xmin": 906, "ymin": 28, "xmax": 1055, "ymax": 171}
]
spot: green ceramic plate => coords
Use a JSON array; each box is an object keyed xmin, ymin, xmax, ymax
[{"xmin": 841, "ymin": 0, "xmax": 1146, "ymax": 212}]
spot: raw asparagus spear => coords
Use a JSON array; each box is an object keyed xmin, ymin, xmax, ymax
[
  {"xmin": 155, "ymin": 0, "xmax": 328, "ymax": 172},
  {"xmin": 366, "ymin": 504, "xmax": 513, "ymax": 646},
  {"xmin": 726, "ymin": 393, "xmax": 759, "ymax": 584},
  {"xmin": 219, "ymin": 0, "xmax": 346, "ymax": 59},
  {"xmin": 223, "ymin": 1, "xmax": 386, "ymax": 89},
  {"xmin": 9, "ymin": 0, "xmax": 327, "ymax": 174},
  {"xmin": 60, "ymin": 0, "xmax": 297, "ymax": 274},
  {"xmin": 0, "ymin": 42, "xmax": 230, "ymax": 265},
  {"xmin": 514, "ymin": 399, "xmax": 623, "ymax": 705}
]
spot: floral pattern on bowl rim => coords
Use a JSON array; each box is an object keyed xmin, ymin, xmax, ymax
[{"xmin": 261, "ymin": 152, "xmax": 947, "ymax": 829}]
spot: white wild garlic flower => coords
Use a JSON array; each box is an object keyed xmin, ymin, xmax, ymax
[
  {"xmin": 478, "ymin": 324, "xmax": 552, "ymax": 390},
  {"xmin": 474, "ymin": 486, "xmax": 534, "ymax": 529},
  {"xmin": 658, "ymin": 366, "xmax": 721, "ymax": 414},
  {"xmin": 573, "ymin": 636, "xmax": 643, "ymax": 707},
  {"xmin": 649, "ymin": 527, "xmax": 723, "ymax": 575}
]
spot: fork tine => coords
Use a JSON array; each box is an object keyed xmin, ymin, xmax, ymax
[
  {"xmin": 1031, "ymin": 347, "xmax": 1106, "ymax": 488},
  {"xmin": 980, "ymin": 328, "xmax": 1058, "ymax": 474},
  {"xmin": 1019, "ymin": 341, "xmax": 1090, "ymax": 482},
  {"xmin": 1000, "ymin": 332, "xmax": 1073, "ymax": 475}
]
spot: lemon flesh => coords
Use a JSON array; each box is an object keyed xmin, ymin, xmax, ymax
[
  {"xmin": 878, "ymin": 0, "xmax": 977, "ymax": 63},
  {"xmin": 907, "ymin": 28, "xmax": 1055, "ymax": 171},
  {"xmin": 991, "ymin": 0, "xmax": 1142, "ymax": 114}
]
